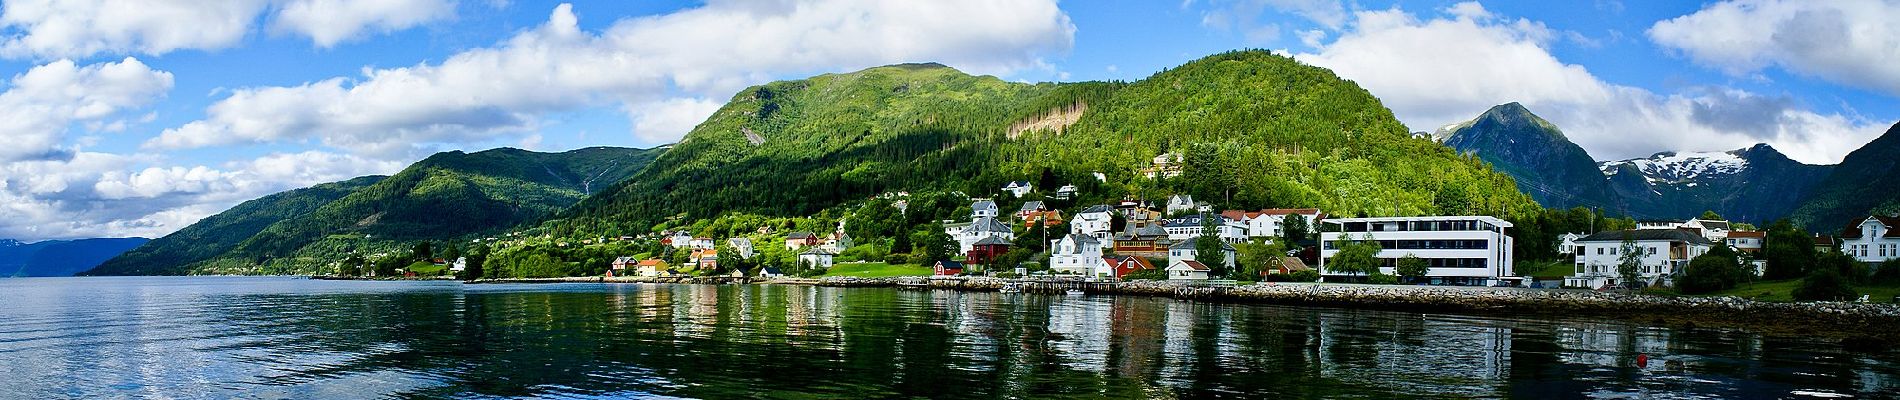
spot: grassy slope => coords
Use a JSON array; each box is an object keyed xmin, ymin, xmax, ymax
[
  {"xmin": 1704, "ymin": 279, "xmax": 1900, "ymax": 303},
  {"xmin": 823, "ymin": 262, "xmax": 933, "ymax": 278}
]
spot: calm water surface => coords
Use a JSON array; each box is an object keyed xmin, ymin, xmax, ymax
[{"xmin": 0, "ymin": 277, "xmax": 1895, "ymax": 399}]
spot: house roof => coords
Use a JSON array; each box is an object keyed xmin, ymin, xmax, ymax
[
  {"xmin": 637, "ymin": 259, "xmax": 667, "ymax": 267},
  {"xmin": 728, "ymin": 238, "xmax": 752, "ymax": 245},
  {"xmin": 1696, "ymin": 219, "xmax": 1731, "ymax": 231},
  {"xmin": 1576, "ymin": 229, "xmax": 1712, "ymax": 245},
  {"xmin": 1061, "ymin": 233, "xmax": 1100, "ymax": 246},
  {"xmin": 613, "ymin": 256, "xmax": 636, "ymax": 263},
  {"xmin": 1276, "ymin": 257, "xmax": 1311, "ymax": 272},
  {"xmin": 973, "ymin": 236, "xmax": 1013, "ymax": 246},
  {"xmin": 935, "ymin": 261, "xmax": 964, "ymax": 269},
  {"xmin": 1816, "ymin": 235, "xmax": 1838, "ymax": 246},
  {"xmin": 1725, "ymin": 231, "xmax": 1765, "ymax": 239},
  {"xmin": 972, "ymin": 199, "xmax": 998, "ymax": 210},
  {"xmin": 1839, "ymin": 215, "xmax": 1900, "ymax": 239},
  {"xmin": 1019, "ymin": 201, "xmax": 1045, "ymax": 212},
  {"xmin": 761, "ymin": 266, "xmax": 784, "ymax": 275},
  {"xmin": 1103, "ymin": 255, "xmax": 1155, "ymax": 270},
  {"xmin": 1056, "ymin": 185, "xmax": 1077, "ymax": 192},
  {"xmin": 968, "ymin": 217, "xmax": 1013, "ymax": 233},
  {"xmin": 799, "ymin": 247, "xmax": 836, "ymax": 256},
  {"xmin": 1169, "ymin": 260, "xmax": 1210, "ymax": 271},
  {"xmin": 1160, "ymin": 214, "xmax": 1229, "ymax": 228},
  {"xmin": 1079, "ymin": 204, "xmax": 1113, "ymax": 214},
  {"xmin": 1222, "ymin": 208, "xmax": 1324, "ymax": 221},
  {"xmin": 1005, "ymin": 180, "xmax": 1031, "ymax": 188},
  {"xmin": 1169, "ymin": 237, "xmax": 1237, "ymax": 251},
  {"xmin": 787, "ymin": 232, "xmax": 817, "ymax": 240}
]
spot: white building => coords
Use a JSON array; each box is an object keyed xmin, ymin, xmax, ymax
[
  {"xmin": 727, "ymin": 238, "xmax": 755, "ymax": 259},
  {"xmin": 1840, "ymin": 215, "xmax": 1900, "ymax": 263},
  {"xmin": 1054, "ymin": 185, "xmax": 1078, "ymax": 200},
  {"xmin": 1557, "ymin": 232, "xmax": 1586, "ymax": 255},
  {"xmin": 972, "ymin": 199, "xmax": 999, "ymax": 219},
  {"xmin": 1159, "ymin": 214, "xmax": 1245, "ymax": 242},
  {"xmin": 690, "ymin": 237, "xmax": 716, "ymax": 250},
  {"xmin": 1002, "ymin": 181, "xmax": 1034, "ymax": 198},
  {"xmin": 1048, "ymin": 234, "xmax": 1105, "ymax": 277},
  {"xmin": 1072, "ymin": 205, "xmax": 1115, "ymax": 241},
  {"xmin": 1563, "ymin": 229, "xmax": 1712, "ymax": 289},
  {"xmin": 797, "ymin": 248, "xmax": 836, "ymax": 270},
  {"xmin": 668, "ymin": 231, "xmax": 694, "ymax": 248},
  {"xmin": 1168, "ymin": 237, "xmax": 1236, "ymax": 268},
  {"xmin": 1319, "ymin": 216, "xmax": 1518, "ymax": 286},
  {"xmin": 1165, "ymin": 195, "xmax": 1196, "ymax": 215},
  {"xmin": 1167, "ymin": 260, "xmax": 1210, "ymax": 280},
  {"xmin": 1223, "ymin": 208, "xmax": 1324, "ymax": 239},
  {"xmin": 1724, "ymin": 231, "xmax": 1763, "ymax": 255},
  {"xmin": 949, "ymin": 217, "xmax": 1015, "ymax": 253},
  {"xmin": 1636, "ymin": 218, "xmax": 1730, "ymax": 243}
]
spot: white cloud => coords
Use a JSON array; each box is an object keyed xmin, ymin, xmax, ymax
[
  {"xmin": 1648, "ymin": 0, "xmax": 1900, "ymax": 97},
  {"xmin": 0, "ymin": 0, "xmax": 454, "ymax": 59},
  {"xmin": 0, "ymin": 150, "xmax": 401, "ymax": 241},
  {"xmin": 0, "ymin": 57, "xmax": 172, "ymax": 162},
  {"xmin": 1293, "ymin": 2, "xmax": 1887, "ymax": 164},
  {"xmin": 150, "ymin": 1, "xmax": 1076, "ymax": 154},
  {"xmin": 630, "ymin": 98, "xmax": 723, "ymax": 144}
]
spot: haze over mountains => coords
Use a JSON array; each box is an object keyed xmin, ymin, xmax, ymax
[{"xmin": 1440, "ymin": 102, "xmax": 1900, "ymax": 228}]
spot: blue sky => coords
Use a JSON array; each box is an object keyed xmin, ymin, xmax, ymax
[{"xmin": 0, "ymin": 0, "xmax": 1895, "ymax": 241}]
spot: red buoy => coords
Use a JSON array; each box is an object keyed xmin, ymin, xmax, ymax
[{"xmin": 1636, "ymin": 353, "xmax": 1649, "ymax": 368}]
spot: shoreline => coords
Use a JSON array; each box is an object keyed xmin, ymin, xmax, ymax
[{"xmin": 340, "ymin": 274, "xmax": 1900, "ymax": 346}]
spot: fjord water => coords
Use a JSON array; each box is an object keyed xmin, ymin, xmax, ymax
[{"xmin": 1, "ymin": 277, "xmax": 1894, "ymax": 399}]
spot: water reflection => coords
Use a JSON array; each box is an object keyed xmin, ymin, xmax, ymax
[{"xmin": 0, "ymin": 277, "xmax": 1894, "ymax": 399}]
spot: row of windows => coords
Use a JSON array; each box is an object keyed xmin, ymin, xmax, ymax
[
  {"xmin": 1593, "ymin": 246, "xmax": 1657, "ymax": 256},
  {"xmin": 1849, "ymin": 243, "xmax": 1899, "ymax": 259},
  {"xmin": 1324, "ymin": 240, "xmax": 1492, "ymax": 250},
  {"xmin": 1374, "ymin": 257, "xmax": 1488, "ymax": 269},
  {"xmin": 1337, "ymin": 220, "xmax": 1499, "ymax": 233}
]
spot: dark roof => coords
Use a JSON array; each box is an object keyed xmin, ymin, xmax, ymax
[
  {"xmin": 1160, "ymin": 214, "xmax": 1228, "ymax": 228},
  {"xmin": 1170, "ymin": 260, "xmax": 1210, "ymax": 271},
  {"xmin": 973, "ymin": 236, "xmax": 1013, "ymax": 246},
  {"xmin": 1698, "ymin": 220, "xmax": 1730, "ymax": 230},
  {"xmin": 761, "ymin": 266, "xmax": 784, "ymax": 275},
  {"xmin": 935, "ymin": 261, "xmax": 964, "ymax": 269},
  {"xmin": 1169, "ymin": 237, "xmax": 1237, "ymax": 250},
  {"xmin": 787, "ymin": 232, "xmax": 816, "ymax": 240},
  {"xmin": 1839, "ymin": 215, "xmax": 1900, "ymax": 239},
  {"xmin": 968, "ymin": 217, "xmax": 1012, "ymax": 233},
  {"xmin": 1079, "ymin": 204, "xmax": 1113, "ymax": 214},
  {"xmin": 1576, "ymin": 229, "xmax": 1712, "ymax": 245},
  {"xmin": 973, "ymin": 199, "xmax": 997, "ymax": 209},
  {"xmin": 1019, "ymin": 201, "xmax": 1045, "ymax": 212}
]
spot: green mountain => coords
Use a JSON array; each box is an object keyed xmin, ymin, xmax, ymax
[
  {"xmin": 87, "ymin": 146, "xmax": 663, "ymax": 275},
  {"xmin": 1789, "ymin": 122, "xmax": 1900, "ymax": 230},
  {"xmin": 1, "ymin": 238, "xmax": 150, "ymax": 277},
  {"xmin": 1438, "ymin": 102, "xmax": 1625, "ymax": 212},
  {"xmin": 558, "ymin": 50, "xmax": 1543, "ymax": 235},
  {"xmin": 84, "ymin": 176, "xmax": 384, "ymax": 275}
]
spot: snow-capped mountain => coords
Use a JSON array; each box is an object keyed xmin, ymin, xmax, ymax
[
  {"xmin": 1599, "ymin": 150, "xmax": 1749, "ymax": 186},
  {"xmin": 1599, "ymin": 144, "xmax": 1831, "ymax": 222}
]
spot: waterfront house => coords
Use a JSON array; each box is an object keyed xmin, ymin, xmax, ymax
[
  {"xmin": 1054, "ymin": 185, "xmax": 1078, "ymax": 200},
  {"xmin": 1102, "ymin": 255, "xmax": 1156, "ymax": 279},
  {"xmin": 758, "ymin": 266, "xmax": 785, "ymax": 278},
  {"xmin": 1002, "ymin": 181, "xmax": 1034, "ymax": 197},
  {"xmin": 1221, "ymin": 208, "xmax": 1325, "ymax": 240},
  {"xmin": 1049, "ymin": 234, "xmax": 1105, "ymax": 276},
  {"xmin": 636, "ymin": 259, "xmax": 670, "ymax": 277},
  {"xmin": 1017, "ymin": 201, "xmax": 1046, "ymax": 220},
  {"xmin": 1072, "ymin": 205, "xmax": 1115, "ymax": 241},
  {"xmin": 1563, "ymin": 229, "xmax": 1711, "ymax": 289},
  {"xmin": 951, "ymin": 217, "xmax": 1015, "ymax": 253},
  {"xmin": 785, "ymin": 232, "xmax": 819, "ymax": 250},
  {"xmin": 933, "ymin": 261, "xmax": 965, "ymax": 276},
  {"xmin": 694, "ymin": 249, "xmax": 719, "ymax": 270},
  {"xmin": 1319, "ymin": 216, "xmax": 1519, "ymax": 286},
  {"xmin": 1840, "ymin": 215, "xmax": 1900, "ymax": 263},
  {"xmin": 967, "ymin": 236, "xmax": 1012, "ymax": 266},
  {"xmin": 1165, "ymin": 195, "xmax": 1196, "ymax": 215},
  {"xmin": 1167, "ymin": 260, "xmax": 1211, "ymax": 280},
  {"xmin": 1268, "ymin": 257, "xmax": 1312, "ymax": 276},
  {"xmin": 728, "ymin": 238, "xmax": 755, "ymax": 259},
  {"xmin": 1112, "ymin": 224, "xmax": 1171, "ymax": 259},
  {"xmin": 972, "ymin": 199, "xmax": 999, "ymax": 219},
  {"xmin": 610, "ymin": 256, "xmax": 636, "ymax": 277},
  {"xmin": 1168, "ymin": 237, "xmax": 1236, "ymax": 268},
  {"xmin": 797, "ymin": 248, "xmax": 836, "ymax": 270},
  {"xmin": 1159, "ymin": 214, "xmax": 1246, "ymax": 242},
  {"xmin": 1725, "ymin": 231, "xmax": 1764, "ymax": 254}
]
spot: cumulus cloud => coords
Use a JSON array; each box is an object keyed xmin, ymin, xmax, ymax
[
  {"xmin": 0, "ymin": 57, "xmax": 172, "ymax": 162},
  {"xmin": 1292, "ymin": 2, "xmax": 1887, "ymax": 164},
  {"xmin": 1648, "ymin": 0, "xmax": 1900, "ymax": 97},
  {"xmin": 0, "ymin": 150, "xmax": 401, "ymax": 241},
  {"xmin": 0, "ymin": 0, "xmax": 454, "ymax": 59},
  {"xmin": 149, "ymin": 1, "xmax": 1076, "ymax": 155}
]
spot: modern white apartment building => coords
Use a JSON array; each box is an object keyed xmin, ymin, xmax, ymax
[{"xmin": 1319, "ymin": 216, "xmax": 1518, "ymax": 286}]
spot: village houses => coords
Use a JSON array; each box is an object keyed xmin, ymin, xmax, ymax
[
  {"xmin": 1002, "ymin": 181, "xmax": 1035, "ymax": 197},
  {"xmin": 1048, "ymin": 233, "xmax": 1105, "ymax": 277},
  {"xmin": 1100, "ymin": 255, "xmax": 1156, "ymax": 279},
  {"xmin": 946, "ymin": 216, "xmax": 1014, "ymax": 254},
  {"xmin": 1168, "ymin": 237, "xmax": 1237, "ymax": 267},
  {"xmin": 1563, "ymin": 229, "xmax": 1712, "ymax": 289},
  {"xmin": 785, "ymin": 232, "xmax": 820, "ymax": 250},
  {"xmin": 1159, "ymin": 214, "xmax": 1246, "ymax": 242},
  {"xmin": 1221, "ymin": 208, "xmax": 1324, "ymax": 240}
]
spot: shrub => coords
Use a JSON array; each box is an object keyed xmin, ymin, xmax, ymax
[
  {"xmin": 1793, "ymin": 269, "xmax": 1857, "ymax": 302},
  {"xmin": 1874, "ymin": 259, "xmax": 1900, "ymax": 285},
  {"xmin": 1123, "ymin": 269, "xmax": 1166, "ymax": 281},
  {"xmin": 906, "ymin": 252, "xmax": 930, "ymax": 266},
  {"xmin": 885, "ymin": 254, "xmax": 910, "ymax": 265},
  {"xmin": 1367, "ymin": 272, "xmax": 1399, "ymax": 285},
  {"xmin": 1676, "ymin": 251, "xmax": 1751, "ymax": 294},
  {"xmin": 994, "ymin": 272, "xmax": 1021, "ymax": 279},
  {"xmin": 1288, "ymin": 269, "xmax": 1320, "ymax": 282}
]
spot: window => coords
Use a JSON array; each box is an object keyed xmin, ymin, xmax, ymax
[
  {"xmin": 1648, "ymin": 247, "xmax": 1657, "ymax": 255},
  {"xmin": 1597, "ymin": 247, "xmax": 1604, "ymax": 255}
]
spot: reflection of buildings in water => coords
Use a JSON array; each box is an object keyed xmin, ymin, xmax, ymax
[
  {"xmin": 1310, "ymin": 313, "xmax": 1514, "ymax": 395},
  {"xmin": 1555, "ymin": 323, "xmax": 1674, "ymax": 368},
  {"xmin": 1159, "ymin": 300, "xmax": 1196, "ymax": 383},
  {"xmin": 1045, "ymin": 296, "xmax": 1112, "ymax": 373},
  {"xmin": 1107, "ymin": 297, "xmax": 1166, "ymax": 380}
]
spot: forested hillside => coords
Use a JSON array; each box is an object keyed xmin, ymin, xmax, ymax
[
  {"xmin": 557, "ymin": 51, "xmax": 1544, "ymax": 236},
  {"xmin": 1789, "ymin": 122, "xmax": 1900, "ymax": 230},
  {"xmin": 84, "ymin": 176, "xmax": 384, "ymax": 275}
]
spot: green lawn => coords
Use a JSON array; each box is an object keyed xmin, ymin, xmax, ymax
[
  {"xmin": 823, "ymin": 262, "xmax": 933, "ymax": 278},
  {"xmin": 1704, "ymin": 279, "xmax": 1900, "ymax": 302},
  {"xmin": 1515, "ymin": 260, "xmax": 1574, "ymax": 281}
]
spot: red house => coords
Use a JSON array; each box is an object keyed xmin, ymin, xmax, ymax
[
  {"xmin": 966, "ymin": 236, "xmax": 1012, "ymax": 266},
  {"xmin": 1101, "ymin": 255, "xmax": 1155, "ymax": 279},
  {"xmin": 933, "ymin": 261, "xmax": 965, "ymax": 276}
]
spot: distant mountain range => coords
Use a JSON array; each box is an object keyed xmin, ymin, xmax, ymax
[
  {"xmin": 85, "ymin": 146, "xmax": 663, "ymax": 276},
  {"xmin": 1440, "ymin": 102, "xmax": 1899, "ymax": 229},
  {"xmin": 1, "ymin": 238, "xmax": 149, "ymax": 277}
]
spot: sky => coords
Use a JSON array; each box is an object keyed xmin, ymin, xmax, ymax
[{"xmin": 0, "ymin": 0, "xmax": 1895, "ymax": 242}]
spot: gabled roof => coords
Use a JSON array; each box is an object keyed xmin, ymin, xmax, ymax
[
  {"xmin": 935, "ymin": 260, "xmax": 964, "ymax": 269},
  {"xmin": 1695, "ymin": 219, "xmax": 1730, "ymax": 231},
  {"xmin": 968, "ymin": 217, "xmax": 1013, "ymax": 233},
  {"xmin": 1576, "ymin": 229, "xmax": 1712, "ymax": 245},
  {"xmin": 1169, "ymin": 237, "xmax": 1237, "ymax": 251},
  {"xmin": 799, "ymin": 247, "xmax": 836, "ymax": 256},
  {"xmin": 1004, "ymin": 180, "xmax": 1031, "ymax": 188},
  {"xmin": 1056, "ymin": 185, "xmax": 1077, "ymax": 192},
  {"xmin": 613, "ymin": 256, "xmax": 637, "ymax": 263},
  {"xmin": 1840, "ymin": 215, "xmax": 1900, "ymax": 239},
  {"xmin": 787, "ymin": 232, "xmax": 817, "ymax": 240},
  {"xmin": 728, "ymin": 237, "xmax": 752, "ymax": 245},
  {"xmin": 1103, "ymin": 255, "xmax": 1155, "ymax": 270},
  {"xmin": 1276, "ymin": 257, "xmax": 1311, "ymax": 272},
  {"xmin": 1078, "ymin": 204, "xmax": 1113, "ymax": 214},
  {"xmin": 1160, "ymin": 214, "xmax": 1229, "ymax": 228},
  {"xmin": 637, "ymin": 259, "xmax": 667, "ymax": 267},
  {"xmin": 1725, "ymin": 231, "xmax": 1765, "ymax": 239},
  {"xmin": 1019, "ymin": 201, "xmax": 1045, "ymax": 212},
  {"xmin": 972, "ymin": 199, "xmax": 998, "ymax": 210},
  {"xmin": 973, "ymin": 236, "xmax": 1013, "ymax": 246},
  {"xmin": 1062, "ymin": 233, "xmax": 1100, "ymax": 246},
  {"xmin": 1169, "ymin": 260, "xmax": 1210, "ymax": 271}
]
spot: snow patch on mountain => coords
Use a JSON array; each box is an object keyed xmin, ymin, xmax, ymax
[{"xmin": 1598, "ymin": 150, "xmax": 1749, "ymax": 184}]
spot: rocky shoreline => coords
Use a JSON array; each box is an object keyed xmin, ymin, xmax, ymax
[{"xmin": 807, "ymin": 276, "xmax": 1900, "ymax": 345}]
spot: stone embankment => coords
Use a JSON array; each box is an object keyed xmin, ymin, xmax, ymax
[{"xmin": 798, "ymin": 277, "xmax": 1900, "ymax": 339}]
